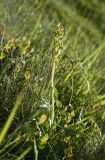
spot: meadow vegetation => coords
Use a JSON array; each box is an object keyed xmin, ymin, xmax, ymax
[{"xmin": 0, "ymin": 0, "xmax": 105, "ymax": 159}]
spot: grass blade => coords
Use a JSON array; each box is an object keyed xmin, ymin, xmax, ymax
[{"xmin": 0, "ymin": 91, "xmax": 25, "ymax": 143}]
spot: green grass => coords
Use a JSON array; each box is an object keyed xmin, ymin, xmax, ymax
[{"xmin": 0, "ymin": 0, "xmax": 105, "ymax": 159}]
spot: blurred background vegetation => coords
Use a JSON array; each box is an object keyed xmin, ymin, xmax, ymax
[{"xmin": 0, "ymin": 0, "xmax": 105, "ymax": 159}]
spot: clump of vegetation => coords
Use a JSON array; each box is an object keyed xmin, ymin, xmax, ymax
[{"xmin": 0, "ymin": 0, "xmax": 105, "ymax": 159}]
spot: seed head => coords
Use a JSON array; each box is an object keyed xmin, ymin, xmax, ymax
[{"xmin": 53, "ymin": 23, "xmax": 64, "ymax": 59}]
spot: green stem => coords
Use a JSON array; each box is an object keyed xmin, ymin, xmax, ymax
[{"xmin": 50, "ymin": 60, "xmax": 56, "ymax": 126}]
